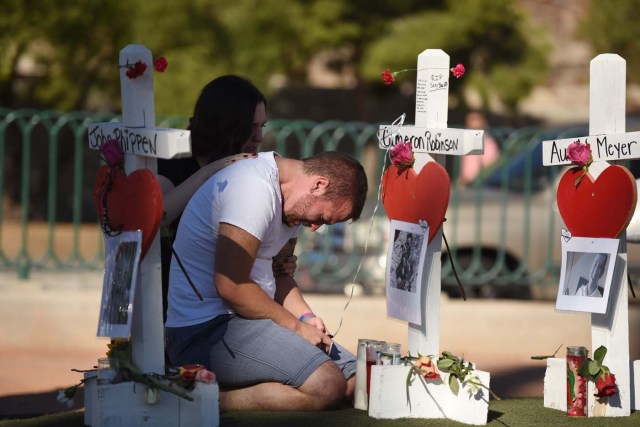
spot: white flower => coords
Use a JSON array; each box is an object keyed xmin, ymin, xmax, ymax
[
  {"xmin": 144, "ymin": 387, "xmax": 159, "ymax": 404},
  {"xmin": 57, "ymin": 389, "xmax": 75, "ymax": 407},
  {"xmin": 464, "ymin": 373, "xmax": 481, "ymax": 396}
]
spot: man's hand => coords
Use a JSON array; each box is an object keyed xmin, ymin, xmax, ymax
[
  {"xmin": 302, "ymin": 315, "xmax": 328, "ymax": 335},
  {"xmin": 296, "ymin": 320, "xmax": 333, "ymax": 350}
]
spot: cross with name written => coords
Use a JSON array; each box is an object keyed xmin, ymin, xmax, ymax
[
  {"xmin": 377, "ymin": 49, "xmax": 484, "ymax": 357},
  {"xmin": 84, "ymin": 45, "xmax": 219, "ymax": 427},
  {"xmin": 367, "ymin": 49, "xmax": 490, "ymax": 425},
  {"xmin": 542, "ymin": 53, "xmax": 639, "ymax": 417},
  {"xmin": 88, "ymin": 45, "xmax": 191, "ymax": 375}
]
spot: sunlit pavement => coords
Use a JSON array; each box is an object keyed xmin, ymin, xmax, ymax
[{"xmin": 1, "ymin": 271, "xmax": 639, "ymax": 417}]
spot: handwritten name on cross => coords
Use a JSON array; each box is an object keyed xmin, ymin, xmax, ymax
[
  {"xmin": 88, "ymin": 45, "xmax": 191, "ymax": 374},
  {"xmin": 542, "ymin": 53, "xmax": 633, "ymax": 417},
  {"xmin": 542, "ymin": 132, "xmax": 640, "ymax": 166},
  {"xmin": 377, "ymin": 122, "xmax": 484, "ymax": 157},
  {"xmin": 377, "ymin": 49, "xmax": 485, "ymax": 358}
]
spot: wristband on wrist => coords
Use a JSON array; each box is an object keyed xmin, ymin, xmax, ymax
[{"xmin": 298, "ymin": 312, "xmax": 315, "ymax": 321}]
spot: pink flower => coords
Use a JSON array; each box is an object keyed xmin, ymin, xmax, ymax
[
  {"xmin": 381, "ymin": 68, "xmax": 396, "ymax": 85},
  {"xmin": 566, "ymin": 141, "xmax": 592, "ymax": 167},
  {"xmin": 125, "ymin": 60, "xmax": 147, "ymax": 79},
  {"xmin": 415, "ymin": 355, "xmax": 440, "ymax": 380},
  {"xmin": 100, "ymin": 139, "xmax": 124, "ymax": 167},
  {"xmin": 595, "ymin": 372, "xmax": 617, "ymax": 398},
  {"xmin": 451, "ymin": 64, "xmax": 465, "ymax": 78},
  {"xmin": 390, "ymin": 142, "xmax": 414, "ymax": 167},
  {"xmin": 154, "ymin": 57, "xmax": 168, "ymax": 73},
  {"xmin": 195, "ymin": 368, "xmax": 216, "ymax": 383},
  {"xmin": 566, "ymin": 141, "xmax": 593, "ymax": 187}
]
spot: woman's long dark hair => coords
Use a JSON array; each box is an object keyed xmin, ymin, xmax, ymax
[{"xmin": 188, "ymin": 75, "xmax": 266, "ymax": 163}]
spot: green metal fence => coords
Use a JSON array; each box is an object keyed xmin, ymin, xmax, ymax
[{"xmin": 1, "ymin": 108, "xmax": 613, "ymax": 295}]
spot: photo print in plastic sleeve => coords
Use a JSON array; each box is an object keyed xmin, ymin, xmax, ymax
[
  {"xmin": 555, "ymin": 234, "xmax": 619, "ymax": 314},
  {"xmin": 386, "ymin": 219, "xmax": 429, "ymax": 325},
  {"xmin": 97, "ymin": 230, "xmax": 142, "ymax": 338}
]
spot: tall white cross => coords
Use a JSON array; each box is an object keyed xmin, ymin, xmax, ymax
[
  {"xmin": 542, "ymin": 53, "xmax": 637, "ymax": 416},
  {"xmin": 368, "ymin": 49, "xmax": 490, "ymax": 425},
  {"xmin": 378, "ymin": 49, "xmax": 484, "ymax": 357},
  {"xmin": 88, "ymin": 44, "xmax": 191, "ymax": 374}
]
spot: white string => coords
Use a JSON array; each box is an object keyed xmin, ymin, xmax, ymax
[{"xmin": 331, "ymin": 114, "xmax": 405, "ymax": 338}]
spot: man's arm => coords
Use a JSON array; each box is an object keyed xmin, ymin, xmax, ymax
[
  {"xmin": 215, "ymin": 224, "xmax": 331, "ymax": 346},
  {"xmin": 273, "ymin": 238, "xmax": 328, "ymax": 334}
]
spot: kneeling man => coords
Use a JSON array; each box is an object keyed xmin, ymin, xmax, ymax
[{"xmin": 166, "ymin": 151, "xmax": 368, "ymax": 410}]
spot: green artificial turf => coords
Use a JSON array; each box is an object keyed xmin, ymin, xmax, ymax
[{"xmin": 1, "ymin": 399, "xmax": 638, "ymax": 427}]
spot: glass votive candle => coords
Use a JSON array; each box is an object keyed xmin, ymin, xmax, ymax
[{"xmin": 97, "ymin": 357, "xmax": 119, "ymax": 385}]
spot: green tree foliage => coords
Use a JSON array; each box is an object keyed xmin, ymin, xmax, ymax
[
  {"xmin": 360, "ymin": 0, "xmax": 550, "ymax": 114},
  {"xmin": 1, "ymin": 0, "xmax": 549, "ymax": 118},
  {"xmin": 0, "ymin": 0, "xmax": 133, "ymax": 110},
  {"xmin": 579, "ymin": 0, "xmax": 640, "ymax": 84}
]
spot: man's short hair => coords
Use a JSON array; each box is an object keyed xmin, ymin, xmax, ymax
[{"xmin": 302, "ymin": 151, "xmax": 368, "ymax": 222}]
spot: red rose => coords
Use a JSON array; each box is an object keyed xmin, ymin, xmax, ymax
[
  {"xmin": 381, "ymin": 68, "xmax": 395, "ymax": 85},
  {"xmin": 390, "ymin": 142, "xmax": 414, "ymax": 167},
  {"xmin": 451, "ymin": 63, "xmax": 465, "ymax": 79},
  {"xmin": 179, "ymin": 364, "xmax": 205, "ymax": 383},
  {"xmin": 125, "ymin": 60, "xmax": 147, "ymax": 79},
  {"xmin": 99, "ymin": 139, "xmax": 124, "ymax": 167},
  {"xmin": 595, "ymin": 372, "xmax": 617, "ymax": 398},
  {"xmin": 154, "ymin": 57, "xmax": 168, "ymax": 73},
  {"xmin": 415, "ymin": 355, "xmax": 440, "ymax": 380},
  {"xmin": 566, "ymin": 141, "xmax": 592, "ymax": 167}
]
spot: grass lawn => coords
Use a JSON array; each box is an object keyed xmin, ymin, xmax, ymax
[{"xmin": 1, "ymin": 399, "xmax": 638, "ymax": 427}]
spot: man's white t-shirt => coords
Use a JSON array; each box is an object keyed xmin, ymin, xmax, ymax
[{"xmin": 166, "ymin": 152, "xmax": 299, "ymax": 327}]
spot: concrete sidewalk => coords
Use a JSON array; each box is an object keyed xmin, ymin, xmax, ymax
[{"xmin": 1, "ymin": 271, "xmax": 639, "ymax": 417}]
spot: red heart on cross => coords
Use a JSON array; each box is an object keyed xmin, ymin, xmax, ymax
[
  {"xmin": 557, "ymin": 165, "xmax": 637, "ymax": 238},
  {"xmin": 381, "ymin": 162, "xmax": 450, "ymax": 242},
  {"xmin": 93, "ymin": 165, "xmax": 163, "ymax": 259}
]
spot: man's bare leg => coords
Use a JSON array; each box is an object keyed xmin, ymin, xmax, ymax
[
  {"xmin": 220, "ymin": 361, "xmax": 346, "ymax": 411},
  {"xmin": 345, "ymin": 375, "xmax": 355, "ymax": 401}
]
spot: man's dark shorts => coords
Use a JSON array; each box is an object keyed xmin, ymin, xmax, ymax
[{"xmin": 166, "ymin": 315, "xmax": 356, "ymax": 388}]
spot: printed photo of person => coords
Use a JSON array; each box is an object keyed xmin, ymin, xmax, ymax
[
  {"xmin": 556, "ymin": 236, "xmax": 618, "ymax": 314},
  {"xmin": 574, "ymin": 253, "xmax": 607, "ymax": 298},
  {"xmin": 389, "ymin": 230, "xmax": 423, "ymax": 293},
  {"xmin": 106, "ymin": 241, "xmax": 138, "ymax": 324}
]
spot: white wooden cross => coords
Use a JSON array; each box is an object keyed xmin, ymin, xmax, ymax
[
  {"xmin": 88, "ymin": 44, "xmax": 190, "ymax": 374},
  {"xmin": 377, "ymin": 49, "xmax": 483, "ymax": 358},
  {"xmin": 368, "ymin": 49, "xmax": 489, "ymax": 425},
  {"xmin": 541, "ymin": 53, "xmax": 639, "ymax": 417},
  {"xmin": 84, "ymin": 45, "xmax": 218, "ymax": 427}
]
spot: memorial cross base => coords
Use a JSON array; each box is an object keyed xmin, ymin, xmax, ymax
[{"xmin": 84, "ymin": 375, "xmax": 219, "ymax": 427}]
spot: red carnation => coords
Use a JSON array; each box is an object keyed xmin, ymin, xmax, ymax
[
  {"xmin": 154, "ymin": 57, "xmax": 168, "ymax": 73},
  {"xmin": 451, "ymin": 63, "xmax": 465, "ymax": 79},
  {"xmin": 381, "ymin": 68, "xmax": 395, "ymax": 85},
  {"xmin": 125, "ymin": 60, "xmax": 147, "ymax": 79}
]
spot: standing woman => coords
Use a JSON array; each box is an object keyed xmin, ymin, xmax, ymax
[{"xmin": 157, "ymin": 75, "xmax": 295, "ymax": 321}]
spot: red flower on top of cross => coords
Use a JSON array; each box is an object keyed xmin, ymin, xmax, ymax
[
  {"xmin": 381, "ymin": 63, "xmax": 465, "ymax": 85},
  {"xmin": 121, "ymin": 56, "xmax": 169, "ymax": 79}
]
